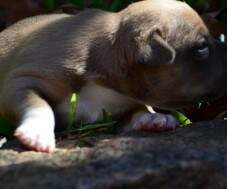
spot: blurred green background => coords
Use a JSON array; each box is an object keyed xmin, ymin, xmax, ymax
[{"xmin": 45, "ymin": 0, "xmax": 227, "ymax": 12}]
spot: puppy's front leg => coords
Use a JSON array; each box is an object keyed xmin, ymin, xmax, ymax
[
  {"xmin": 1, "ymin": 80, "xmax": 55, "ymax": 152},
  {"xmin": 131, "ymin": 106, "xmax": 179, "ymax": 132},
  {"xmin": 15, "ymin": 101, "xmax": 55, "ymax": 152}
]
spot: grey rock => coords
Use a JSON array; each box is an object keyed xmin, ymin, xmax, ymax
[{"xmin": 1, "ymin": 121, "xmax": 227, "ymax": 189}]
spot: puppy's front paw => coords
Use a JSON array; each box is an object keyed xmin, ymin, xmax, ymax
[
  {"xmin": 15, "ymin": 123, "xmax": 56, "ymax": 152},
  {"xmin": 132, "ymin": 112, "xmax": 179, "ymax": 132},
  {"xmin": 14, "ymin": 107, "xmax": 56, "ymax": 152}
]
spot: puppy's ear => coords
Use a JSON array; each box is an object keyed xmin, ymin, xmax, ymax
[{"xmin": 138, "ymin": 31, "xmax": 176, "ymax": 65}]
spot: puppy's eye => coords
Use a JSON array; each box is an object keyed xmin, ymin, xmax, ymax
[{"xmin": 194, "ymin": 42, "xmax": 209, "ymax": 60}]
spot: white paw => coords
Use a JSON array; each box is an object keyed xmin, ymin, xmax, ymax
[
  {"xmin": 14, "ymin": 107, "xmax": 56, "ymax": 152},
  {"xmin": 132, "ymin": 112, "xmax": 179, "ymax": 132},
  {"xmin": 15, "ymin": 124, "xmax": 55, "ymax": 152}
]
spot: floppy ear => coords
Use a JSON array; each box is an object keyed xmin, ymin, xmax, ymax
[{"xmin": 137, "ymin": 31, "xmax": 176, "ymax": 65}]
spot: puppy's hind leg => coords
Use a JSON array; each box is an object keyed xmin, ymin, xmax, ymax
[
  {"xmin": 1, "ymin": 79, "xmax": 56, "ymax": 152},
  {"xmin": 131, "ymin": 106, "xmax": 179, "ymax": 132}
]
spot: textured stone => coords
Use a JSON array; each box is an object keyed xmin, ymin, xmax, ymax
[{"xmin": 1, "ymin": 121, "xmax": 227, "ymax": 189}]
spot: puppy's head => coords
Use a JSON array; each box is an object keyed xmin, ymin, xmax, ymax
[{"xmin": 104, "ymin": 0, "xmax": 227, "ymax": 110}]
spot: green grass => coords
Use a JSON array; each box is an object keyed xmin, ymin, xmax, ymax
[
  {"xmin": 59, "ymin": 120, "xmax": 118, "ymax": 136},
  {"xmin": 64, "ymin": 93, "xmax": 119, "ymax": 136},
  {"xmin": 67, "ymin": 93, "xmax": 77, "ymax": 130},
  {"xmin": 61, "ymin": 99, "xmax": 119, "ymax": 136}
]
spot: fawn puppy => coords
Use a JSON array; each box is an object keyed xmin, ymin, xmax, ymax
[{"xmin": 0, "ymin": 0, "xmax": 226, "ymax": 152}]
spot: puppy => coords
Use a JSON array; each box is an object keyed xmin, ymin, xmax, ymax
[{"xmin": 0, "ymin": 0, "xmax": 226, "ymax": 152}]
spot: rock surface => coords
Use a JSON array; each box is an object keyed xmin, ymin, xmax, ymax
[{"xmin": 1, "ymin": 121, "xmax": 227, "ymax": 189}]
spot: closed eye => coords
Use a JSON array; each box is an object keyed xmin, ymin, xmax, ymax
[
  {"xmin": 193, "ymin": 41, "xmax": 210, "ymax": 60},
  {"xmin": 197, "ymin": 46, "xmax": 209, "ymax": 58}
]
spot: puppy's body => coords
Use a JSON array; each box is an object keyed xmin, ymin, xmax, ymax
[{"xmin": 0, "ymin": 0, "xmax": 227, "ymax": 152}]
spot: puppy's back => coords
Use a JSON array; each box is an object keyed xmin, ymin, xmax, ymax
[
  {"xmin": 0, "ymin": 14, "xmax": 71, "ymax": 58},
  {"xmin": 0, "ymin": 9, "xmax": 119, "ymax": 89}
]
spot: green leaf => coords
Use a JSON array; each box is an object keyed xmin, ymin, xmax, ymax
[
  {"xmin": 172, "ymin": 111, "xmax": 192, "ymax": 127},
  {"xmin": 60, "ymin": 121, "xmax": 117, "ymax": 135},
  {"xmin": 67, "ymin": 93, "xmax": 77, "ymax": 130}
]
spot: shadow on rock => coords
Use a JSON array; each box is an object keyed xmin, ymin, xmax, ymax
[{"xmin": 1, "ymin": 121, "xmax": 227, "ymax": 188}]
